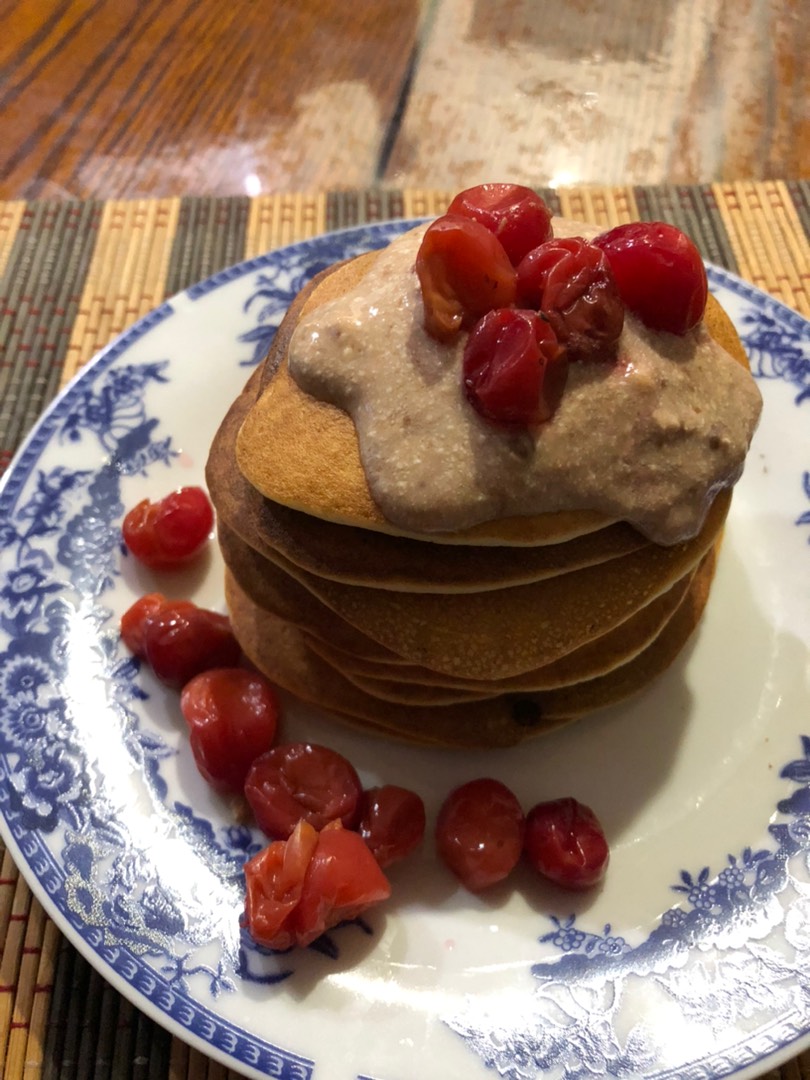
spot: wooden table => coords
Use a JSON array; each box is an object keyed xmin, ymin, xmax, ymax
[
  {"xmin": 2, "ymin": 0, "xmax": 808, "ymax": 200},
  {"xmin": 1, "ymin": 4, "xmax": 810, "ymax": 1080}
]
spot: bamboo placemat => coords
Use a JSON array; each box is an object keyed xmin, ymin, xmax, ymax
[{"xmin": 0, "ymin": 183, "xmax": 809, "ymax": 1080}]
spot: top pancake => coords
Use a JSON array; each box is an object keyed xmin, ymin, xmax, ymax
[
  {"xmin": 236, "ymin": 251, "xmax": 612, "ymax": 545},
  {"xmin": 235, "ymin": 245, "xmax": 750, "ymax": 547},
  {"xmin": 208, "ymin": 367, "xmax": 651, "ymax": 593}
]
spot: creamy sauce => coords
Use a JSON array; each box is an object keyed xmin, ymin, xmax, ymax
[{"xmin": 287, "ymin": 222, "xmax": 762, "ymax": 545}]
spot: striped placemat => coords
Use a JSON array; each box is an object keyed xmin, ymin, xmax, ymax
[{"xmin": 0, "ymin": 183, "xmax": 809, "ymax": 1080}]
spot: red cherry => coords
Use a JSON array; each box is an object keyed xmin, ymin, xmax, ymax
[
  {"xmin": 447, "ymin": 183, "xmax": 554, "ymax": 266},
  {"xmin": 357, "ymin": 785, "xmax": 426, "ymax": 868},
  {"xmin": 592, "ymin": 221, "xmax": 707, "ymax": 334},
  {"xmin": 415, "ymin": 215, "xmax": 517, "ymax": 341},
  {"xmin": 435, "ymin": 778, "xmax": 525, "ymax": 892},
  {"xmin": 142, "ymin": 600, "xmax": 242, "ymax": 687},
  {"xmin": 122, "ymin": 486, "xmax": 214, "ymax": 571},
  {"xmin": 524, "ymin": 797, "xmax": 609, "ymax": 890},
  {"xmin": 244, "ymin": 742, "xmax": 363, "ymax": 840},
  {"xmin": 463, "ymin": 308, "xmax": 567, "ymax": 427},
  {"xmin": 243, "ymin": 819, "xmax": 320, "ymax": 951},
  {"xmin": 291, "ymin": 822, "xmax": 392, "ymax": 947},
  {"xmin": 242, "ymin": 820, "xmax": 390, "ymax": 951},
  {"xmin": 516, "ymin": 237, "xmax": 624, "ymax": 362},
  {"xmin": 180, "ymin": 668, "xmax": 280, "ymax": 794},
  {"xmin": 120, "ymin": 592, "xmax": 167, "ymax": 658}
]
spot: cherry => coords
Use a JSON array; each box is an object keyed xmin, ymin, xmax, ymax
[
  {"xmin": 292, "ymin": 821, "xmax": 392, "ymax": 947},
  {"xmin": 140, "ymin": 599, "xmax": 242, "ymax": 687},
  {"xmin": 120, "ymin": 591, "xmax": 167, "ymax": 658},
  {"xmin": 447, "ymin": 183, "xmax": 554, "ymax": 266},
  {"xmin": 592, "ymin": 221, "xmax": 707, "ymax": 334},
  {"xmin": 415, "ymin": 214, "xmax": 516, "ymax": 341},
  {"xmin": 122, "ymin": 486, "xmax": 214, "ymax": 571},
  {"xmin": 243, "ymin": 819, "xmax": 319, "ymax": 951},
  {"xmin": 524, "ymin": 797, "xmax": 609, "ymax": 890},
  {"xmin": 357, "ymin": 785, "xmax": 426, "ymax": 868},
  {"xmin": 180, "ymin": 668, "xmax": 280, "ymax": 794},
  {"xmin": 435, "ymin": 778, "xmax": 525, "ymax": 892},
  {"xmin": 244, "ymin": 742, "xmax": 363, "ymax": 840},
  {"xmin": 516, "ymin": 237, "xmax": 624, "ymax": 362},
  {"xmin": 463, "ymin": 308, "xmax": 567, "ymax": 427},
  {"xmin": 243, "ymin": 820, "xmax": 391, "ymax": 951}
]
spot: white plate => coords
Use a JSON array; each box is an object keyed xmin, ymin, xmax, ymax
[{"xmin": 1, "ymin": 221, "xmax": 809, "ymax": 1080}]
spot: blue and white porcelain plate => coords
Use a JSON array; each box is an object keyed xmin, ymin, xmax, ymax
[{"xmin": 1, "ymin": 221, "xmax": 809, "ymax": 1080}]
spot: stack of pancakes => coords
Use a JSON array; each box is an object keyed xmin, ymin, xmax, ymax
[{"xmin": 206, "ymin": 250, "xmax": 748, "ymax": 749}]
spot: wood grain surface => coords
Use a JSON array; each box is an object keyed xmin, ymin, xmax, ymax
[
  {"xmin": 1, "ymin": 0, "xmax": 807, "ymax": 200},
  {"xmin": 0, "ymin": 0, "xmax": 422, "ymax": 198}
]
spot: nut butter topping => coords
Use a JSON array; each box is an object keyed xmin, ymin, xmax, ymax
[{"xmin": 287, "ymin": 222, "xmax": 762, "ymax": 545}]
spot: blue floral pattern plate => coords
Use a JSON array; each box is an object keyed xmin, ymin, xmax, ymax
[{"xmin": 1, "ymin": 221, "xmax": 809, "ymax": 1080}]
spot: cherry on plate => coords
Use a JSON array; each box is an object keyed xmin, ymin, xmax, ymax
[
  {"xmin": 244, "ymin": 742, "xmax": 363, "ymax": 840},
  {"xmin": 357, "ymin": 785, "xmax": 426, "ymax": 868},
  {"xmin": 292, "ymin": 821, "xmax": 392, "ymax": 947},
  {"xmin": 523, "ymin": 797, "xmax": 609, "ymax": 890},
  {"xmin": 180, "ymin": 668, "xmax": 280, "ymax": 794},
  {"xmin": 435, "ymin": 777, "xmax": 525, "ymax": 892},
  {"xmin": 243, "ymin": 820, "xmax": 391, "ymax": 951},
  {"xmin": 135, "ymin": 598, "xmax": 241, "ymax": 687},
  {"xmin": 122, "ymin": 486, "xmax": 214, "ymax": 571}
]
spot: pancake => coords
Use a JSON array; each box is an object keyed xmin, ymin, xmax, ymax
[
  {"xmin": 235, "ymin": 246, "xmax": 749, "ymax": 546},
  {"xmin": 209, "ymin": 386, "xmax": 651, "ymax": 593},
  {"xmin": 217, "ymin": 512, "xmax": 697, "ymax": 693},
  {"xmin": 208, "ymin": 209, "xmax": 757, "ymax": 748},
  {"xmin": 224, "ymin": 546, "xmax": 717, "ymax": 748},
  {"xmin": 235, "ymin": 252, "xmax": 615, "ymax": 546},
  {"xmin": 223, "ymin": 488, "xmax": 728, "ymax": 680},
  {"xmin": 303, "ymin": 566, "xmax": 695, "ymax": 695},
  {"xmin": 217, "ymin": 519, "xmax": 405, "ymax": 663}
]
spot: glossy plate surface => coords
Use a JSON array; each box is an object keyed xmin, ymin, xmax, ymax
[{"xmin": 0, "ymin": 222, "xmax": 809, "ymax": 1080}]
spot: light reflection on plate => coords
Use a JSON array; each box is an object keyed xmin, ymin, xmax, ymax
[{"xmin": 0, "ymin": 222, "xmax": 809, "ymax": 1080}]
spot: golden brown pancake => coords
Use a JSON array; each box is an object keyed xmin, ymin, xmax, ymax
[
  {"xmin": 235, "ymin": 249, "xmax": 748, "ymax": 545},
  {"xmin": 207, "ymin": 227, "xmax": 753, "ymax": 748},
  {"xmin": 304, "ymin": 567, "xmax": 695, "ymax": 695},
  {"xmin": 224, "ymin": 488, "xmax": 728, "ymax": 680},
  {"xmin": 224, "ymin": 546, "xmax": 717, "ymax": 748},
  {"xmin": 217, "ymin": 520, "xmax": 405, "ymax": 663},
  {"xmin": 217, "ymin": 512, "xmax": 698, "ymax": 694},
  {"xmin": 235, "ymin": 253, "xmax": 615, "ymax": 546},
  {"xmin": 209, "ymin": 388, "xmax": 650, "ymax": 593}
]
